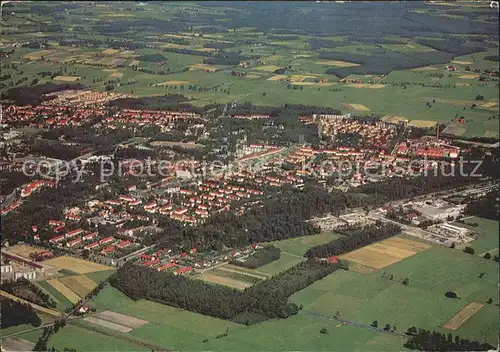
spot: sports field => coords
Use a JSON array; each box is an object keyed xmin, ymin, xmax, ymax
[{"xmin": 44, "ymin": 256, "xmax": 113, "ymax": 274}]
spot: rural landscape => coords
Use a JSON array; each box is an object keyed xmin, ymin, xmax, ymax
[{"xmin": 0, "ymin": 1, "xmax": 499, "ymax": 352}]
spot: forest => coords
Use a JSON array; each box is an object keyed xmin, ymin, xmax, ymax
[
  {"xmin": 305, "ymin": 222, "xmax": 401, "ymax": 258},
  {"xmin": 1, "ymin": 82, "xmax": 86, "ymax": 105},
  {"xmin": 404, "ymin": 327, "xmax": 495, "ymax": 351},
  {"xmin": 464, "ymin": 191, "xmax": 499, "ymax": 221},
  {"xmin": 1, "ymin": 297, "xmax": 42, "ymax": 328},
  {"xmin": 110, "ymin": 259, "xmax": 339, "ymax": 323}
]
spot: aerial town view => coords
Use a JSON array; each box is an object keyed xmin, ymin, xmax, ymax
[{"xmin": 0, "ymin": 1, "xmax": 499, "ymax": 351}]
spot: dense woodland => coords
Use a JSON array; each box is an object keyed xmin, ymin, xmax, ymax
[
  {"xmin": 1, "ymin": 278, "xmax": 57, "ymax": 309},
  {"xmin": 1, "ymin": 83, "xmax": 86, "ymax": 105},
  {"xmin": 111, "ymin": 259, "xmax": 339, "ymax": 323},
  {"xmin": 404, "ymin": 328, "xmax": 495, "ymax": 351},
  {"xmin": 464, "ymin": 191, "xmax": 499, "ymax": 221},
  {"xmin": 305, "ymin": 222, "xmax": 401, "ymax": 258},
  {"xmin": 1, "ymin": 297, "xmax": 42, "ymax": 328}
]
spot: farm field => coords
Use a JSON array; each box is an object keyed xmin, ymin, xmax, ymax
[
  {"xmin": 85, "ymin": 269, "xmax": 117, "ymax": 284},
  {"xmin": 291, "ymin": 245, "xmax": 499, "ymax": 345},
  {"xmin": 59, "ymin": 275, "xmax": 97, "ymax": 298},
  {"xmin": 257, "ymin": 252, "xmax": 305, "ymax": 275},
  {"xmin": 50, "ymin": 285, "xmax": 406, "ymax": 351},
  {"xmin": 339, "ymin": 236, "xmax": 432, "ymax": 270},
  {"xmin": 43, "ymin": 256, "xmax": 114, "ymax": 274},
  {"xmin": 46, "ymin": 279, "xmax": 80, "ymax": 304},
  {"xmin": 442, "ymin": 302, "xmax": 484, "ymax": 330}
]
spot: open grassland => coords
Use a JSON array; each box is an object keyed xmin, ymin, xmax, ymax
[
  {"xmin": 291, "ymin": 266, "xmax": 497, "ymax": 344},
  {"xmin": 59, "ymin": 275, "xmax": 97, "ymax": 298},
  {"xmin": 4, "ymin": 244, "xmax": 46, "ymax": 259},
  {"xmin": 383, "ymin": 246, "xmax": 499, "ymax": 303},
  {"xmin": 339, "ymin": 236, "xmax": 431, "ymax": 270},
  {"xmin": 46, "ymin": 324, "xmax": 150, "ymax": 352},
  {"xmin": 44, "ymin": 256, "xmax": 113, "ymax": 274},
  {"xmin": 46, "ymin": 279, "xmax": 80, "ymax": 304},
  {"xmin": 264, "ymin": 231, "xmax": 344, "ymax": 257},
  {"xmin": 442, "ymin": 302, "xmax": 484, "ymax": 330}
]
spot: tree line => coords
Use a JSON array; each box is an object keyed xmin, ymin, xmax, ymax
[
  {"xmin": 110, "ymin": 259, "xmax": 339, "ymax": 323},
  {"xmin": 305, "ymin": 222, "xmax": 401, "ymax": 258},
  {"xmin": 464, "ymin": 191, "xmax": 499, "ymax": 221},
  {"xmin": 404, "ymin": 327, "xmax": 495, "ymax": 351},
  {"xmin": 1, "ymin": 297, "xmax": 42, "ymax": 328}
]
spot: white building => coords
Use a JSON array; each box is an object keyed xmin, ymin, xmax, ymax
[
  {"xmin": 14, "ymin": 271, "xmax": 36, "ymax": 280},
  {"xmin": 1, "ymin": 264, "xmax": 12, "ymax": 273}
]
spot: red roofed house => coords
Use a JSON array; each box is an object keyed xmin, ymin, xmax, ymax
[
  {"xmin": 84, "ymin": 241, "xmax": 100, "ymax": 250},
  {"xmin": 174, "ymin": 266, "xmax": 193, "ymax": 275},
  {"xmin": 67, "ymin": 238, "xmax": 82, "ymax": 248}
]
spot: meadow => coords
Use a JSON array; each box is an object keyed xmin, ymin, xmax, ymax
[
  {"xmin": 22, "ymin": 284, "xmax": 407, "ymax": 351},
  {"xmin": 291, "ymin": 245, "xmax": 499, "ymax": 345}
]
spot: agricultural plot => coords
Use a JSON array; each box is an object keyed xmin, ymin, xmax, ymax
[
  {"xmin": 35, "ymin": 280, "xmax": 73, "ymax": 311},
  {"xmin": 59, "ymin": 275, "xmax": 97, "ymax": 298},
  {"xmin": 345, "ymin": 103, "xmax": 370, "ymax": 111},
  {"xmin": 197, "ymin": 272, "xmax": 252, "ymax": 290},
  {"xmin": 317, "ymin": 60, "xmax": 360, "ymax": 67},
  {"xmin": 4, "ymin": 244, "xmax": 46, "ymax": 259},
  {"xmin": 45, "ymin": 324, "xmax": 150, "ymax": 352},
  {"xmin": 84, "ymin": 310, "xmax": 149, "ymax": 333},
  {"xmin": 346, "ymin": 83, "xmax": 386, "ymax": 89},
  {"xmin": 52, "ymin": 76, "xmax": 81, "ymax": 82},
  {"xmin": 339, "ymin": 236, "xmax": 431, "ymax": 270},
  {"xmin": 1, "ymin": 337, "xmax": 35, "ymax": 352},
  {"xmin": 46, "ymin": 279, "xmax": 80, "ymax": 304},
  {"xmin": 257, "ymin": 252, "xmax": 305, "ymax": 275},
  {"xmin": 43, "ymin": 256, "xmax": 113, "ymax": 274},
  {"xmin": 442, "ymin": 302, "xmax": 484, "ymax": 330}
]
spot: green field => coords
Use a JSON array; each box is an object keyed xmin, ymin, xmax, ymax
[
  {"xmin": 34, "ymin": 280, "xmax": 73, "ymax": 311},
  {"xmin": 85, "ymin": 269, "xmax": 117, "ymax": 284},
  {"xmin": 257, "ymin": 252, "xmax": 305, "ymax": 275},
  {"xmin": 46, "ymin": 324, "xmax": 149, "ymax": 351},
  {"xmin": 52, "ymin": 285, "xmax": 407, "ymax": 351},
  {"xmin": 291, "ymin": 246, "xmax": 499, "ymax": 345},
  {"xmin": 265, "ymin": 231, "xmax": 344, "ymax": 257},
  {"xmin": 456, "ymin": 217, "xmax": 499, "ymax": 255}
]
